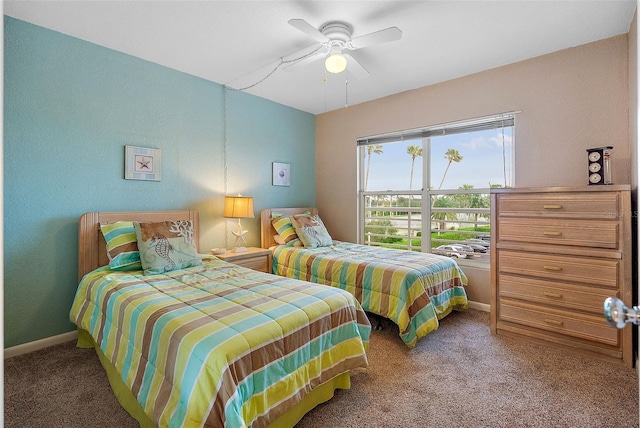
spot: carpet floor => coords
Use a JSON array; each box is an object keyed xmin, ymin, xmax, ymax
[{"xmin": 5, "ymin": 309, "xmax": 639, "ymax": 427}]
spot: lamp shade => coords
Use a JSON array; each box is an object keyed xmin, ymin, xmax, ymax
[
  {"xmin": 325, "ymin": 52, "xmax": 347, "ymax": 74},
  {"xmin": 223, "ymin": 196, "xmax": 255, "ymax": 219}
]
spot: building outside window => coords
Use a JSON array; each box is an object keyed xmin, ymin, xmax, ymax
[{"xmin": 357, "ymin": 113, "xmax": 516, "ymax": 266}]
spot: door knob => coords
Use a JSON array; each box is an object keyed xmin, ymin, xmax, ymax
[{"xmin": 603, "ymin": 297, "xmax": 640, "ymax": 329}]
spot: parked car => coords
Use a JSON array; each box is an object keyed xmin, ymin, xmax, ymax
[
  {"xmin": 464, "ymin": 238, "xmax": 490, "ymax": 248},
  {"xmin": 461, "ymin": 242, "xmax": 488, "ymax": 253},
  {"xmin": 454, "ymin": 244, "xmax": 476, "ymax": 253},
  {"xmin": 453, "ymin": 244, "xmax": 484, "ymax": 256},
  {"xmin": 435, "ymin": 244, "xmax": 468, "ymax": 259}
]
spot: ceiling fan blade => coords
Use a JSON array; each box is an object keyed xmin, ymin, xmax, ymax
[
  {"xmin": 344, "ymin": 52, "xmax": 369, "ymax": 79},
  {"xmin": 349, "ymin": 26, "xmax": 402, "ymax": 49},
  {"xmin": 288, "ymin": 19, "xmax": 329, "ymax": 43}
]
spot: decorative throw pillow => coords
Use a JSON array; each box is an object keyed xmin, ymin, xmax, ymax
[
  {"xmin": 286, "ymin": 237, "xmax": 304, "ymax": 247},
  {"xmin": 290, "ymin": 214, "xmax": 333, "ymax": 248},
  {"xmin": 271, "ymin": 210, "xmax": 311, "ymax": 245},
  {"xmin": 134, "ymin": 220, "xmax": 202, "ymax": 275},
  {"xmin": 100, "ymin": 221, "xmax": 142, "ymax": 271}
]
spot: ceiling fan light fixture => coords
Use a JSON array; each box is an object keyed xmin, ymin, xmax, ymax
[{"xmin": 325, "ymin": 52, "xmax": 347, "ymax": 74}]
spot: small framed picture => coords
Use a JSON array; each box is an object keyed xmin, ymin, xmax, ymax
[
  {"xmin": 272, "ymin": 162, "xmax": 290, "ymax": 186},
  {"xmin": 125, "ymin": 145, "xmax": 162, "ymax": 181}
]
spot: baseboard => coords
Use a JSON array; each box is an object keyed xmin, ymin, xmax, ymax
[
  {"xmin": 468, "ymin": 301, "xmax": 490, "ymax": 312},
  {"xmin": 4, "ymin": 330, "xmax": 78, "ymax": 359}
]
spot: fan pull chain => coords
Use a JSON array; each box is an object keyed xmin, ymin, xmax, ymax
[
  {"xmin": 323, "ymin": 77, "xmax": 328, "ymax": 113},
  {"xmin": 345, "ymin": 77, "xmax": 349, "ymax": 108}
]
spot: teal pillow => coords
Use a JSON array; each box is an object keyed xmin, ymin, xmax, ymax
[
  {"xmin": 134, "ymin": 220, "xmax": 202, "ymax": 275},
  {"xmin": 100, "ymin": 221, "xmax": 142, "ymax": 271}
]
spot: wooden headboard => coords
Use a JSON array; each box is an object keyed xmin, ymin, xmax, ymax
[
  {"xmin": 78, "ymin": 210, "xmax": 199, "ymax": 280},
  {"xmin": 260, "ymin": 207, "xmax": 318, "ymax": 249}
]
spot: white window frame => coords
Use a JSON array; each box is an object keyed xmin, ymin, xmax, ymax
[{"xmin": 357, "ymin": 112, "xmax": 516, "ymax": 265}]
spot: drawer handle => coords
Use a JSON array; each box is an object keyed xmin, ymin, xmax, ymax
[
  {"xmin": 543, "ymin": 292, "xmax": 563, "ymax": 299},
  {"xmin": 543, "ymin": 231, "xmax": 563, "ymax": 236},
  {"xmin": 543, "ymin": 265, "xmax": 563, "ymax": 271},
  {"xmin": 544, "ymin": 319, "xmax": 563, "ymax": 326},
  {"xmin": 543, "ymin": 205, "xmax": 563, "ymax": 209}
]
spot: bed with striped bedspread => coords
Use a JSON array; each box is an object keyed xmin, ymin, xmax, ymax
[
  {"xmin": 271, "ymin": 241, "xmax": 468, "ymax": 348},
  {"xmin": 70, "ymin": 257, "xmax": 370, "ymax": 428}
]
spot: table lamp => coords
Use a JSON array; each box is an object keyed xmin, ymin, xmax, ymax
[{"xmin": 223, "ymin": 195, "xmax": 255, "ymax": 253}]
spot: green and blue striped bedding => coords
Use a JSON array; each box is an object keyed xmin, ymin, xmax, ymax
[
  {"xmin": 70, "ymin": 258, "xmax": 370, "ymax": 427},
  {"xmin": 272, "ymin": 241, "xmax": 468, "ymax": 348}
]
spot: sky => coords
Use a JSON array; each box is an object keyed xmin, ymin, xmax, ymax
[{"xmin": 364, "ymin": 127, "xmax": 514, "ymax": 192}]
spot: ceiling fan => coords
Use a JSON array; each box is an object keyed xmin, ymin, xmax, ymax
[{"xmin": 284, "ymin": 18, "xmax": 402, "ymax": 79}]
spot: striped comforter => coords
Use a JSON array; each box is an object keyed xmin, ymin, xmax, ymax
[
  {"xmin": 70, "ymin": 258, "xmax": 370, "ymax": 428},
  {"xmin": 272, "ymin": 241, "xmax": 468, "ymax": 348}
]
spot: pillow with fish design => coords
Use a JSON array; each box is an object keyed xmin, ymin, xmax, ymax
[
  {"xmin": 134, "ymin": 220, "xmax": 202, "ymax": 275},
  {"xmin": 290, "ymin": 214, "xmax": 333, "ymax": 248}
]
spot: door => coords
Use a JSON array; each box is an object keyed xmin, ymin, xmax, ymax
[
  {"xmin": 603, "ymin": 295, "xmax": 639, "ymax": 422},
  {"xmin": 603, "ymin": 7, "xmax": 640, "ymax": 422}
]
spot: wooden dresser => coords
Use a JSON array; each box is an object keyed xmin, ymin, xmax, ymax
[{"xmin": 490, "ymin": 186, "xmax": 632, "ymax": 367}]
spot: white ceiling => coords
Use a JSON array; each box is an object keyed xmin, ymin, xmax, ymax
[{"xmin": 4, "ymin": 1, "xmax": 637, "ymax": 115}]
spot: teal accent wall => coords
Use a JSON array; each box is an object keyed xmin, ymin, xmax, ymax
[{"xmin": 4, "ymin": 17, "xmax": 316, "ymax": 348}]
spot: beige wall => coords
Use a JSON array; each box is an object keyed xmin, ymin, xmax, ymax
[{"xmin": 316, "ymin": 35, "xmax": 630, "ymax": 305}]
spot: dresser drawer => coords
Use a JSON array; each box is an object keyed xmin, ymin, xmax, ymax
[
  {"xmin": 498, "ymin": 250, "xmax": 619, "ymax": 289},
  {"xmin": 497, "ymin": 192, "xmax": 619, "ymax": 219},
  {"xmin": 498, "ymin": 274, "xmax": 617, "ymax": 315},
  {"xmin": 499, "ymin": 301, "xmax": 618, "ymax": 346},
  {"xmin": 497, "ymin": 218, "xmax": 619, "ymax": 249}
]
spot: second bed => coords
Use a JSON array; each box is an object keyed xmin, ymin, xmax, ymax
[{"xmin": 260, "ymin": 207, "xmax": 468, "ymax": 348}]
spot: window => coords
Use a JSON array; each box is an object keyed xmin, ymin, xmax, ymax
[{"xmin": 357, "ymin": 113, "xmax": 515, "ymax": 266}]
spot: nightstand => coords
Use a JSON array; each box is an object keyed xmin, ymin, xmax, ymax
[{"xmin": 215, "ymin": 247, "xmax": 273, "ymax": 273}]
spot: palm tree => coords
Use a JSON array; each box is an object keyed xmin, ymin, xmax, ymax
[
  {"xmin": 406, "ymin": 144, "xmax": 423, "ymax": 190},
  {"xmin": 431, "ymin": 196, "xmax": 459, "ymax": 235},
  {"xmin": 438, "ymin": 148, "xmax": 463, "ymax": 189},
  {"xmin": 452, "ymin": 184, "xmax": 474, "ymax": 210},
  {"xmin": 365, "ymin": 144, "xmax": 383, "ymax": 190},
  {"xmin": 453, "ymin": 185, "xmax": 489, "ymax": 230}
]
